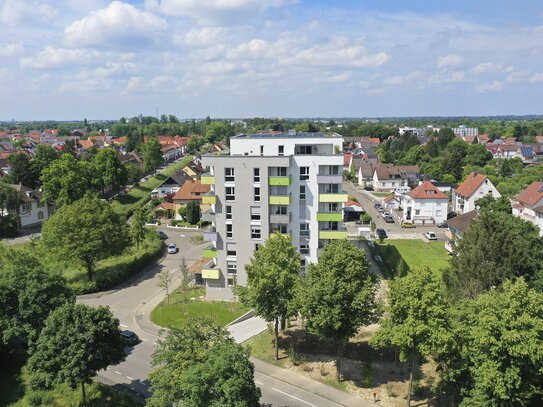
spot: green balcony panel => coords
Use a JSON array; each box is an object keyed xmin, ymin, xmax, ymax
[
  {"xmin": 202, "ymin": 195, "xmax": 217, "ymax": 205},
  {"xmin": 201, "ymin": 175, "xmax": 215, "ymax": 185},
  {"xmin": 268, "ymin": 176, "xmax": 291, "ymax": 186},
  {"xmin": 319, "ymin": 230, "xmax": 348, "ymax": 239},
  {"xmin": 317, "ymin": 212, "xmax": 343, "ymax": 222},
  {"xmin": 269, "ymin": 195, "xmax": 291, "ymax": 205},
  {"xmin": 202, "ymin": 268, "xmax": 220, "ymax": 279},
  {"xmin": 319, "ymin": 193, "xmax": 349, "ymax": 203},
  {"xmin": 203, "ymin": 248, "xmax": 217, "ymax": 258}
]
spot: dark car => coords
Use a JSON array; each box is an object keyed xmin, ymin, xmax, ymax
[
  {"xmin": 384, "ymin": 216, "xmax": 394, "ymax": 223},
  {"xmin": 364, "ymin": 186, "xmax": 374, "ymax": 191},
  {"xmin": 437, "ymin": 222, "xmax": 448, "ymax": 228},
  {"xmin": 121, "ymin": 330, "xmax": 139, "ymax": 346},
  {"xmin": 447, "ymin": 211, "xmax": 457, "ymax": 220},
  {"xmin": 157, "ymin": 231, "xmax": 168, "ymax": 240},
  {"xmin": 374, "ymin": 203, "xmax": 382, "ymax": 209},
  {"xmin": 376, "ymin": 228, "xmax": 388, "ymax": 239}
]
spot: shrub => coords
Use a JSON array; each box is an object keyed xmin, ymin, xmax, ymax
[
  {"xmin": 360, "ymin": 213, "xmax": 372, "ymax": 224},
  {"xmin": 0, "ymin": 215, "xmax": 19, "ymax": 238}
]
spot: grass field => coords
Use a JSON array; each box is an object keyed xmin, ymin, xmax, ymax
[
  {"xmin": 151, "ymin": 287, "xmax": 250, "ymax": 328},
  {"xmin": 371, "ymin": 192, "xmax": 392, "ymax": 198},
  {"xmin": 375, "ymin": 239, "xmax": 450, "ymax": 277},
  {"xmin": 110, "ymin": 155, "xmax": 193, "ymax": 217}
]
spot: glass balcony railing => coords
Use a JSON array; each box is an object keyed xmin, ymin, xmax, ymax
[
  {"xmin": 202, "ymin": 191, "xmax": 217, "ymax": 205},
  {"xmin": 201, "ymin": 172, "xmax": 215, "ymax": 185},
  {"xmin": 319, "ymin": 193, "xmax": 348, "ymax": 203},
  {"xmin": 202, "ymin": 260, "xmax": 220, "ymax": 280},
  {"xmin": 269, "ymin": 175, "xmax": 291, "ymax": 186},
  {"xmin": 319, "ymin": 230, "xmax": 348, "ymax": 239},
  {"xmin": 316, "ymin": 212, "xmax": 343, "ymax": 222}
]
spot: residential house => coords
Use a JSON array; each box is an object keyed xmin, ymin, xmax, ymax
[
  {"xmin": 78, "ymin": 139, "xmax": 95, "ymax": 150},
  {"xmin": 383, "ymin": 195, "xmax": 401, "ymax": 210},
  {"xmin": 372, "ymin": 165, "xmax": 420, "ymax": 192},
  {"xmin": 402, "ymin": 181, "xmax": 448, "ymax": 225},
  {"xmin": 151, "ymin": 169, "xmax": 191, "ymax": 198},
  {"xmin": 536, "ymin": 135, "xmax": 543, "ymax": 144},
  {"xmin": 354, "ymin": 158, "xmax": 379, "ymax": 186},
  {"xmin": 445, "ymin": 210, "xmax": 478, "ymax": 253},
  {"xmin": 343, "ymin": 201, "xmax": 364, "ymax": 222},
  {"xmin": 452, "ymin": 172, "xmax": 501, "ymax": 215},
  {"xmin": 518, "ymin": 145, "xmax": 535, "ymax": 163},
  {"xmin": 478, "ymin": 134, "xmax": 490, "ymax": 144},
  {"xmin": 512, "ymin": 181, "xmax": 543, "ymax": 236},
  {"xmin": 8, "ymin": 184, "xmax": 54, "ymax": 228},
  {"xmin": 161, "ymin": 144, "xmax": 183, "ymax": 162},
  {"xmin": 183, "ymin": 160, "xmax": 204, "ymax": 180},
  {"xmin": 343, "ymin": 153, "xmax": 352, "ymax": 172},
  {"xmin": 171, "ymin": 179, "xmax": 211, "ymax": 219},
  {"xmin": 119, "ymin": 151, "xmax": 143, "ymax": 167}
]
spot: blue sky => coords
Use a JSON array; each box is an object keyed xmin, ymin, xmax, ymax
[{"xmin": 1, "ymin": 0, "xmax": 543, "ymax": 120}]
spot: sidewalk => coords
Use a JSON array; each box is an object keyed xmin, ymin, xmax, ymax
[
  {"xmin": 228, "ymin": 316, "xmax": 268, "ymax": 343},
  {"xmin": 252, "ymin": 358, "xmax": 376, "ymax": 407}
]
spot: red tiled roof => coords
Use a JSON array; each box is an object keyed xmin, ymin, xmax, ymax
[
  {"xmin": 369, "ymin": 137, "xmax": 381, "ymax": 145},
  {"xmin": 156, "ymin": 202, "xmax": 175, "ymax": 211},
  {"xmin": 454, "ymin": 172, "xmax": 488, "ymax": 198},
  {"xmin": 407, "ymin": 181, "xmax": 448, "ymax": 200},
  {"xmin": 384, "ymin": 195, "xmax": 398, "ymax": 203},
  {"xmin": 536, "ymin": 136, "xmax": 543, "ymax": 144},
  {"xmin": 172, "ymin": 180, "xmax": 210, "ymax": 201},
  {"xmin": 517, "ymin": 181, "xmax": 543, "ymax": 207},
  {"xmin": 345, "ymin": 200, "xmax": 361, "ymax": 207},
  {"xmin": 79, "ymin": 139, "xmax": 94, "ymax": 149}
]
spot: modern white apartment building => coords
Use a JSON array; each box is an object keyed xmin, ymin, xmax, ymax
[
  {"xmin": 200, "ymin": 132, "xmax": 347, "ymax": 300},
  {"xmin": 453, "ymin": 126, "xmax": 479, "ymax": 138}
]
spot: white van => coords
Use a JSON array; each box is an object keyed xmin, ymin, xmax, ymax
[{"xmin": 394, "ymin": 186, "xmax": 411, "ymax": 195}]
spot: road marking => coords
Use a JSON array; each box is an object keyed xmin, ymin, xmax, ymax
[
  {"xmin": 115, "ymin": 371, "xmax": 122, "ymax": 375},
  {"xmin": 255, "ymin": 380, "xmax": 263, "ymax": 385},
  {"xmin": 141, "ymin": 338, "xmax": 149, "ymax": 342},
  {"xmin": 180, "ymin": 234, "xmax": 185, "ymax": 237},
  {"xmin": 120, "ymin": 324, "xmax": 127, "ymax": 328},
  {"xmin": 127, "ymin": 376, "xmax": 135, "ymax": 381},
  {"xmin": 272, "ymin": 388, "xmax": 317, "ymax": 407}
]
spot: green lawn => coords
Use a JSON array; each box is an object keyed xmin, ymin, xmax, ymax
[
  {"xmin": 372, "ymin": 192, "xmax": 392, "ymax": 197},
  {"xmin": 376, "ymin": 239, "xmax": 450, "ymax": 277},
  {"xmin": 151, "ymin": 287, "xmax": 250, "ymax": 328},
  {"xmin": 110, "ymin": 155, "xmax": 193, "ymax": 217}
]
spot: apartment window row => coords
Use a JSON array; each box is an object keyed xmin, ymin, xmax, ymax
[
  {"xmin": 300, "ymin": 166, "xmax": 309, "ymax": 181},
  {"xmin": 225, "ymin": 167, "xmax": 235, "ymax": 182}
]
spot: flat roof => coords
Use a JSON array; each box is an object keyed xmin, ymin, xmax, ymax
[{"xmin": 232, "ymin": 132, "xmax": 342, "ymax": 139}]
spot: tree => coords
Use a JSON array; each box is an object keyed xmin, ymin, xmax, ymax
[
  {"xmin": 131, "ymin": 206, "xmax": 147, "ymax": 249},
  {"xmin": 464, "ymin": 143, "xmax": 492, "ymax": 167},
  {"xmin": 298, "ymin": 240, "xmax": 380, "ymax": 380},
  {"xmin": 0, "ymin": 247, "xmax": 74, "ymax": 346},
  {"xmin": 41, "ymin": 153, "xmax": 99, "ymax": 206},
  {"xmin": 94, "ymin": 148, "xmax": 127, "ymax": 194},
  {"xmin": 157, "ymin": 269, "xmax": 173, "ymax": 305},
  {"xmin": 0, "ymin": 184, "xmax": 20, "ymax": 236},
  {"xmin": 8, "ymin": 153, "xmax": 39, "ymax": 188},
  {"xmin": 148, "ymin": 317, "xmax": 261, "ymax": 407},
  {"xmin": 444, "ymin": 211, "xmax": 543, "ymax": 299},
  {"xmin": 28, "ymin": 303, "xmax": 125, "ymax": 404},
  {"xmin": 371, "ymin": 268, "xmax": 450, "ymax": 406},
  {"xmin": 32, "ymin": 144, "xmax": 58, "ymax": 180},
  {"xmin": 442, "ymin": 139, "xmax": 467, "ymax": 181},
  {"xmin": 475, "ymin": 195, "xmax": 511, "ymax": 214},
  {"xmin": 125, "ymin": 162, "xmax": 143, "ymax": 184},
  {"xmin": 41, "ymin": 194, "xmax": 129, "ymax": 281},
  {"xmin": 438, "ymin": 127, "xmax": 456, "ymax": 147},
  {"xmin": 178, "ymin": 256, "xmax": 192, "ymax": 308},
  {"xmin": 142, "ymin": 136, "xmax": 163, "ymax": 171},
  {"xmin": 185, "ymin": 200, "xmax": 200, "ymax": 225},
  {"xmin": 241, "ymin": 234, "xmax": 301, "ymax": 361}
]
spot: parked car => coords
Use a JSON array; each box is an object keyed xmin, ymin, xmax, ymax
[
  {"xmin": 384, "ymin": 216, "xmax": 394, "ymax": 223},
  {"xmin": 157, "ymin": 231, "xmax": 168, "ymax": 240},
  {"xmin": 401, "ymin": 221, "xmax": 416, "ymax": 228},
  {"xmin": 376, "ymin": 228, "xmax": 388, "ymax": 239},
  {"xmin": 373, "ymin": 203, "xmax": 382, "ymax": 209},
  {"xmin": 167, "ymin": 242, "xmax": 178, "ymax": 254},
  {"xmin": 383, "ymin": 212, "xmax": 391, "ymax": 217},
  {"xmin": 425, "ymin": 232, "xmax": 437, "ymax": 240},
  {"xmin": 447, "ymin": 211, "xmax": 457, "ymax": 220},
  {"xmin": 364, "ymin": 186, "xmax": 374, "ymax": 191},
  {"xmin": 121, "ymin": 330, "xmax": 139, "ymax": 346},
  {"xmin": 377, "ymin": 206, "xmax": 385, "ymax": 213},
  {"xmin": 437, "ymin": 222, "xmax": 448, "ymax": 228}
]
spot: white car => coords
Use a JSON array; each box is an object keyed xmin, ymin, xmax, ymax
[
  {"xmin": 425, "ymin": 232, "xmax": 437, "ymax": 241},
  {"xmin": 167, "ymin": 242, "xmax": 178, "ymax": 254}
]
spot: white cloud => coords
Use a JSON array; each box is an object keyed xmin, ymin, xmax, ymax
[
  {"xmin": 173, "ymin": 27, "xmax": 226, "ymax": 47},
  {"xmin": 145, "ymin": 0, "xmax": 294, "ymax": 23},
  {"xmin": 325, "ymin": 72, "xmax": 352, "ymax": 82},
  {"xmin": 0, "ymin": 42, "xmax": 24, "ymax": 57},
  {"xmin": 437, "ymin": 54, "xmax": 463, "ymax": 69},
  {"xmin": 76, "ymin": 62, "xmax": 138, "ymax": 80},
  {"xmin": 0, "ymin": 0, "xmax": 56, "ymax": 25},
  {"xmin": 529, "ymin": 72, "xmax": 543, "ymax": 83},
  {"xmin": 429, "ymin": 71, "xmax": 466, "ymax": 84},
  {"xmin": 383, "ymin": 71, "xmax": 423, "ymax": 86},
  {"xmin": 476, "ymin": 81, "xmax": 504, "ymax": 92},
  {"xmin": 20, "ymin": 47, "xmax": 103, "ymax": 69},
  {"xmin": 125, "ymin": 75, "xmax": 178, "ymax": 94},
  {"xmin": 64, "ymin": 1, "xmax": 168, "ymax": 48}
]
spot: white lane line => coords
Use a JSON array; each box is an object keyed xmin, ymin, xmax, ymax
[
  {"xmin": 272, "ymin": 388, "xmax": 317, "ymax": 407},
  {"xmin": 114, "ymin": 371, "xmax": 122, "ymax": 375},
  {"xmin": 127, "ymin": 376, "xmax": 135, "ymax": 381},
  {"xmin": 120, "ymin": 324, "xmax": 127, "ymax": 328},
  {"xmin": 255, "ymin": 380, "xmax": 263, "ymax": 385}
]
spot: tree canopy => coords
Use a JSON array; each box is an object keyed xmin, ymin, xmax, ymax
[
  {"xmin": 93, "ymin": 148, "xmax": 127, "ymax": 194},
  {"xmin": 142, "ymin": 136, "xmax": 163, "ymax": 171}
]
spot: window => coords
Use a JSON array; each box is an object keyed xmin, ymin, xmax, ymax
[
  {"xmin": 227, "ymin": 243, "xmax": 237, "ymax": 257},
  {"xmin": 278, "ymin": 167, "xmax": 287, "ymax": 176},
  {"xmin": 300, "ymin": 166, "xmax": 309, "ymax": 180},
  {"xmin": 254, "ymin": 187, "xmax": 261, "ymax": 202},
  {"xmin": 226, "ymin": 186, "xmax": 235, "ymax": 201},
  {"xmin": 327, "ymin": 203, "xmax": 338, "ymax": 212},
  {"xmin": 415, "ymin": 209, "xmax": 420, "ymax": 215},
  {"xmin": 251, "ymin": 226, "xmax": 261, "ymax": 240},
  {"xmin": 275, "ymin": 206, "xmax": 287, "ymax": 215},
  {"xmin": 300, "ymin": 223, "xmax": 310, "ymax": 237},
  {"xmin": 330, "ymin": 165, "xmax": 339, "ymax": 175},
  {"xmin": 298, "ymin": 145, "xmax": 312, "ymax": 155},
  {"xmin": 225, "ymin": 205, "xmax": 232, "ymax": 220},
  {"xmin": 260, "ymin": 145, "xmax": 264, "ymax": 156},
  {"xmin": 37, "ymin": 211, "xmax": 44, "ymax": 220},
  {"xmin": 255, "ymin": 244, "xmax": 260, "ymax": 251},
  {"xmin": 300, "ymin": 185, "xmax": 306, "ymax": 200},
  {"xmin": 251, "ymin": 206, "xmax": 261, "ymax": 221},
  {"xmin": 227, "ymin": 261, "xmax": 237, "ymax": 275},
  {"xmin": 300, "ymin": 244, "xmax": 309, "ymax": 254},
  {"xmin": 278, "ymin": 145, "xmax": 284, "ymax": 156},
  {"xmin": 227, "ymin": 278, "xmax": 235, "ymax": 287},
  {"xmin": 21, "ymin": 203, "xmax": 31, "ymax": 212},
  {"xmin": 226, "ymin": 224, "xmax": 233, "ymax": 239},
  {"xmin": 300, "ymin": 259, "xmax": 306, "ymax": 274},
  {"xmin": 273, "ymin": 224, "xmax": 287, "ymax": 234},
  {"xmin": 436, "ymin": 210, "xmax": 442, "ymax": 217},
  {"xmin": 253, "ymin": 168, "xmax": 260, "ymax": 183},
  {"xmin": 225, "ymin": 168, "xmax": 235, "ymax": 182}
]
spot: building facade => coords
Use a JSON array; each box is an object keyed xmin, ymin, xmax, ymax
[
  {"xmin": 512, "ymin": 181, "xmax": 543, "ymax": 236},
  {"xmin": 201, "ymin": 132, "xmax": 347, "ymax": 300},
  {"xmin": 452, "ymin": 172, "xmax": 500, "ymax": 215},
  {"xmin": 402, "ymin": 181, "xmax": 449, "ymax": 225}
]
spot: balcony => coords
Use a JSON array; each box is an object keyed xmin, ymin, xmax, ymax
[
  {"xmin": 319, "ymin": 193, "xmax": 348, "ymax": 203},
  {"xmin": 203, "ymin": 227, "xmax": 218, "ymax": 242},
  {"xmin": 202, "ymin": 260, "xmax": 221, "ymax": 280},
  {"xmin": 269, "ymin": 175, "xmax": 291, "ymax": 186},
  {"xmin": 317, "ymin": 212, "xmax": 343, "ymax": 222},
  {"xmin": 317, "ymin": 174, "xmax": 343, "ymax": 184},
  {"xmin": 203, "ymin": 246, "xmax": 217, "ymax": 259},
  {"xmin": 269, "ymin": 195, "xmax": 291, "ymax": 205},
  {"xmin": 201, "ymin": 209, "xmax": 215, "ymax": 222},
  {"xmin": 202, "ymin": 191, "xmax": 217, "ymax": 205},
  {"xmin": 201, "ymin": 172, "xmax": 215, "ymax": 185},
  {"xmin": 270, "ymin": 213, "xmax": 290, "ymax": 224},
  {"xmin": 319, "ymin": 230, "xmax": 348, "ymax": 239}
]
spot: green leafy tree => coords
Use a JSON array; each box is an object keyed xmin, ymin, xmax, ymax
[
  {"xmin": 0, "ymin": 184, "xmax": 20, "ymax": 235},
  {"xmin": 438, "ymin": 127, "xmax": 456, "ymax": 148},
  {"xmin": 41, "ymin": 153, "xmax": 99, "ymax": 206},
  {"xmin": 93, "ymin": 148, "xmax": 127, "ymax": 194},
  {"xmin": 8, "ymin": 153, "xmax": 39, "ymax": 188},
  {"xmin": 474, "ymin": 195, "xmax": 511, "ymax": 214},
  {"xmin": 425, "ymin": 137, "xmax": 439, "ymax": 157},
  {"xmin": 131, "ymin": 206, "xmax": 147, "ymax": 249},
  {"xmin": 32, "ymin": 144, "xmax": 58, "ymax": 181},
  {"xmin": 444, "ymin": 211, "xmax": 543, "ymax": 299},
  {"xmin": 142, "ymin": 136, "xmax": 163, "ymax": 171},
  {"xmin": 157, "ymin": 268, "xmax": 173, "ymax": 305},
  {"xmin": 28, "ymin": 303, "xmax": 125, "ymax": 404},
  {"xmin": 241, "ymin": 234, "xmax": 301, "ymax": 360},
  {"xmin": 464, "ymin": 144, "xmax": 492, "ymax": 167},
  {"xmin": 0, "ymin": 247, "xmax": 74, "ymax": 346},
  {"xmin": 299, "ymin": 240, "xmax": 380, "ymax": 380},
  {"xmin": 185, "ymin": 200, "xmax": 200, "ymax": 225},
  {"xmin": 41, "ymin": 194, "xmax": 129, "ymax": 281},
  {"xmin": 442, "ymin": 139, "xmax": 467, "ymax": 181},
  {"xmin": 125, "ymin": 162, "xmax": 143, "ymax": 184},
  {"xmin": 371, "ymin": 268, "xmax": 450, "ymax": 406},
  {"xmin": 149, "ymin": 317, "xmax": 261, "ymax": 407}
]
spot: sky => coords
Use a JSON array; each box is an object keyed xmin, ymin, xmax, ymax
[{"xmin": 1, "ymin": 0, "xmax": 543, "ymax": 120}]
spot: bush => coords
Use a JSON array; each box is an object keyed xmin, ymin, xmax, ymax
[
  {"xmin": 0, "ymin": 215, "xmax": 19, "ymax": 238},
  {"xmin": 360, "ymin": 213, "xmax": 372, "ymax": 224}
]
